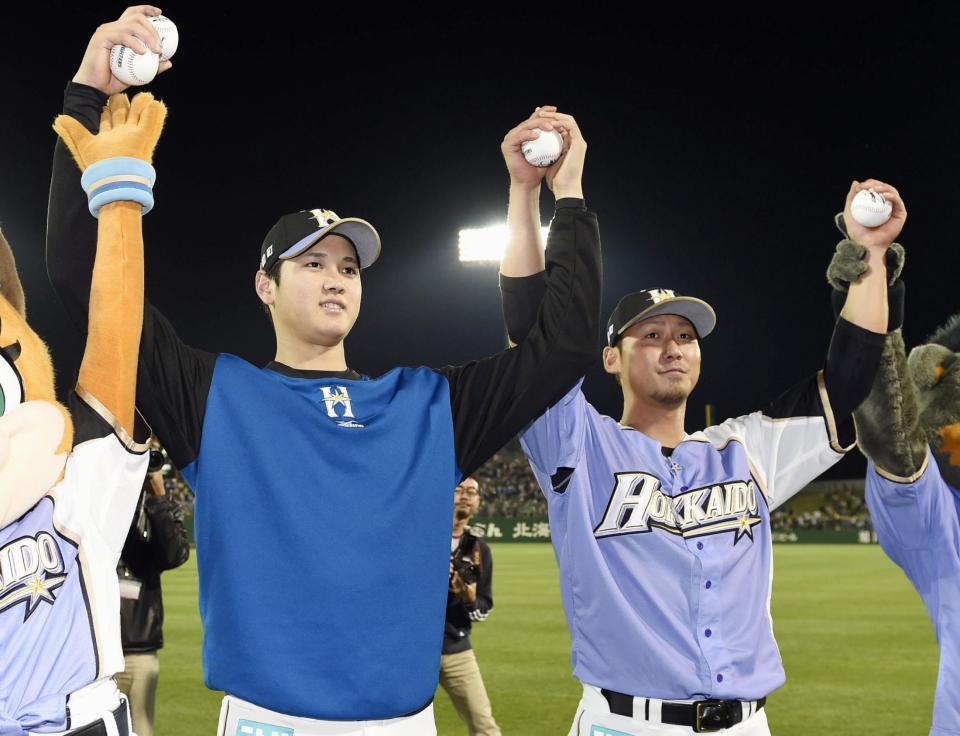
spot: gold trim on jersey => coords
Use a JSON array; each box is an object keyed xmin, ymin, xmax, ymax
[
  {"xmin": 872, "ymin": 453, "xmax": 930, "ymax": 484},
  {"xmin": 817, "ymin": 370, "xmax": 854, "ymax": 454},
  {"xmin": 75, "ymin": 385, "xmax": 150, "ymax": 454}
]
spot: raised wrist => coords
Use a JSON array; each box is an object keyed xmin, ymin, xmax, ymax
[{"xmin": 553, "ymin": 184, "xmax": 584, "ymax": 200}]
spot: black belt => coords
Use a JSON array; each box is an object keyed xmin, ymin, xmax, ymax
[
  {"xmin": 601, "ymin": 689, "xmax": 765, "ymax": 733},
  {"xmin": 66, "ymin": 699, "xmax": 129, "ymax": 736}
]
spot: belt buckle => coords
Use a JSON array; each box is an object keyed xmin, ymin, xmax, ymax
[{"xmin": 694, "ymin": 699, "xmax": 730, "ymax": 733}]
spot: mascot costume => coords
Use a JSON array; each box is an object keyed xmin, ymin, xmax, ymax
[
  {"xmin": 0, "ymin": 92, "xmax": 164, "ymax": 735},
  {"xmin": 829, "ymin": 233, "xmax": 960, "ymax": 736}
]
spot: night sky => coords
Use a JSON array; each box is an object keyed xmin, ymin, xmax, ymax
[{"xmin": 2, "ymin": 5, "xmax": 958, "ymax": 479}]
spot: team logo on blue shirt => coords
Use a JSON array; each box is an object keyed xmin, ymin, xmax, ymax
[
  {"xmin": 0, "ymin": 533, "xmax": 67, "ymax": 620},
  {"xmin": 594, "ymin": 473, "xmax": 763, "ymax": 545}
]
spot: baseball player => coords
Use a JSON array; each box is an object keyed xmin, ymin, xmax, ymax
[
  {"xmin": 47, "ymin": 10, "xmax": 600, "ymax": 735},
  {"xmin": 500, "ymin": 165, "xmax": 903, "ymax": 734}
]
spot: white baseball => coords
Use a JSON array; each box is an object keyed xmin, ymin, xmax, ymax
[
  {"xmin": 522, "ymin": 129, "xmax": 564, "ymax": 168},
  {"xmin": 109, "ymin": 44, "xmax": 159, "ymax": 86},
  {"xmin": 850, "ymin": 188, "xmax": 893, "ymax": 228},
  {"xmin": 150, "ymin": 15, "xmax": 179, "ymax": 61}
]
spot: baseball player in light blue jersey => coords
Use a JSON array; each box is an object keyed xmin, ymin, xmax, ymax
[{"xmin": 499, "ymin": 173, "xmax": 905, "ymax": 735}]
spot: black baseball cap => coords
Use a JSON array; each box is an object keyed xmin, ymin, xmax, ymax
[
  {"xmin": 260, "ymin": 208, "xmax": 381, "ymax": 273},
  {"xmin": 606, "ymin": 288, "xmax": 717, "ymax": 346}
]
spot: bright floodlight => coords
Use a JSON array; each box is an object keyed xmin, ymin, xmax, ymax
[{"xmin": 458, "ymin": 224, "xmax": 550, "ymax": 263}]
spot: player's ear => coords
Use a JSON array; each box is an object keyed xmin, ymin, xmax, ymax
[
  {"xmin": 255, "ymin": 269, "xmax": 275, "ymax": 306},
  {"xmin": 602, "ymin": 345, "xmax": 621, "ymax": 376}
]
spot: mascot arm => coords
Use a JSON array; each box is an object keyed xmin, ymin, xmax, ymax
[
  {"xmin": 53, "ymin": 93, "xmax": 166, "ymax": 438},
  {"xmin": 856, "ymin": 330, "xmax": 929, "ymax": 480},
  {"xmin": 77, "ymin": 201, "xmax": 144, "ymax": 436},
  {"xmin": 48, "ymin": 85, "xmax": 214, "ymax": 469}
]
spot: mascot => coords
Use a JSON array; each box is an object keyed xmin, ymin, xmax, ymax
[
  {"xmin": 0, "ymin": 92, "xmax": 164, "ymax": 735},
  {"xmin": 829, "ymin": 234, "xmax": 960, "ymax": 736}
]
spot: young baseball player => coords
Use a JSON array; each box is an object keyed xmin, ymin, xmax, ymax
[
  {"xmin": 46, "ymin": 9, "xmax": 600, "ymax": 735},
  {"xmin": 501, "ymin": 163, "xmax": 904, "ymax": 734}
]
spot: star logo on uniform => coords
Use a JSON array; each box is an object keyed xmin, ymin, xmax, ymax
[
  {"xmin": 732, "ymin": 513, "xmax": 762, "ymax": 546},
  {"xmin": 0, "ymin": 572, "xmax": 67, "ymax": 621},
  {"xmin": 327, "ymin": 393, "xmax": 350, "ymax": 407}
]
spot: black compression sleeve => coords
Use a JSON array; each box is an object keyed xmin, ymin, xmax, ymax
[
  {"xmin": 441, "ymin": 199, "xmax": 601, "ymax": 478},
  {"xmin": 499, "ymin": 197, "xmax": 584, "ymax": 345},
  {"xmin": 822, "ymin": 317, "xmax": 886, "ymax": 425},
  {"xmin": 501, "ymin": 272, "xmax": 546, "ymax": 344}
]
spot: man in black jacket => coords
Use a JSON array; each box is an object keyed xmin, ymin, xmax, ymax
[
  {"xmin": 440, "ymin": 477, "xmax": 500, "ymax": 736},
  {"xmin": 116, "ymin": 447, "xmax": 190, "ymax": 736}
]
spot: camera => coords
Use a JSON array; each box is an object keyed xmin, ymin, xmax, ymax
[
  {"xmin": 148, "ymin": 448, "xmax": 165, "ymax": 473},
  {"xmin": 451, "ymin": 534, "xmax": 480, "ymax": 586}
]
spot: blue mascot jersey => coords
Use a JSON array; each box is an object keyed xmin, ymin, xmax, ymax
[{"xmin": 49, "ymin": 80, "xmax": 602, "ymax": 720}]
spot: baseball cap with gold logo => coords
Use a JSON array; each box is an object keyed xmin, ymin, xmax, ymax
[
  {"xmin": 260, "ymin": 208, "xmax": 381, "ymax": 273},
  {"xmin": 606, "ymin": 288, "xmax": 717, "ymax": 346}
]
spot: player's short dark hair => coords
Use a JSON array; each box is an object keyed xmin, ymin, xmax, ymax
[{"xmin": 260, "ymin": 260, "xmax": 283, "ymax": 323}]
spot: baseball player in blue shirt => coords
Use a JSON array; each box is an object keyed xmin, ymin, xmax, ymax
[
  {"xmin": 832, "ymin": 225, "xmax": 960, "ymax": 736},
  {"xmin": 47, "ymin": 10, "xmax": 600, "ymax": 735},
  {"xmin": 500, "ymin": 165, "xmax": 904, "ymax": 735}
]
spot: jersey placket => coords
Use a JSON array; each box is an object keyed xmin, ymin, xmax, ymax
[{"xmin": 671, "ymin": 444, "xmax": 725, "ymax": 693}]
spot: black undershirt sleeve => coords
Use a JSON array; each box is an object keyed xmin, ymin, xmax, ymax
[
  {"xmin": 47, "ymin": 81, "xmax": 214, "ymax": 471},
  {"xmin": 763, "ymin": 317, "xmax": 885, "ymax": 448},
  {"xmin": 501, "ymin": 272, "xmax": 547, "ymax": 344},
  {"xmin": 439, "ymin": 199, "xmax": 602, "ymax": 478}
]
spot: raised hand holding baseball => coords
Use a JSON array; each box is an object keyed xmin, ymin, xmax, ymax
[
  {"xmin": 74, "ymin": 6, "xmax": 174, "ymax": 95},
  {"xmin": 501, "ymin": 106, "xmax": 562, "ymax": 190},
  {"xmin": 843, "ymin": 179, "xmax": 906, "ymax": 249}
]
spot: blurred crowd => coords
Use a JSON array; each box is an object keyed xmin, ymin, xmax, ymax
[{"xmin": 161, "ymin": 446, "xmax": 872, "ymax": 531}]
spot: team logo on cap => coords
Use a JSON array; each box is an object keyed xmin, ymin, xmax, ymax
[
  {"xmin": 647, "ymin": 288, "xmax": 675, "ymax": 304},
  {"xmin": 309, "ymin": 209, "xmax": 339, "ymax": 228}
]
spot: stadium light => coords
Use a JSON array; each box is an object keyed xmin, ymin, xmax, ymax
[{"xmin": 458, "ymin": 224, "xmax": 550, "ymax": 263}]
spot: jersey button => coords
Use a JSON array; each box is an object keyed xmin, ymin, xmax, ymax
[
  {"xmin": 680, "ymin": 486, "xmax": 689, "ymax": 492},
  {"xmin": 716, "ymin": 674, "xmax": 724, "ymax": 683},
  {"xmin": 705, "ymin": 629, "xmax": 712, "ymax": 637},
  {"xmin": 705, "ymin": 581, "xmax": 712, "ymax": 589},
  {"xmin": 696, "ymin": 542, "xmax": 704, "ymax": 551}
]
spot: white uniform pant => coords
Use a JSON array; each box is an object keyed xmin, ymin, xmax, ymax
[
  {"xmin": 216, "ymin": 695, "xmax": 435, "ymax": 736},
  {"xmin": 568, "ymin": 684, "xmax": 771, "ymax": 736},
  {"xmin": 27, "ymin": 678, "xmax": 134, "ymax": 736}
]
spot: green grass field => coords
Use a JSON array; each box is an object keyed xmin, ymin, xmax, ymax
[{"xmin": 156, "ymin": 544, "xmax": 937, "ymax": 735}]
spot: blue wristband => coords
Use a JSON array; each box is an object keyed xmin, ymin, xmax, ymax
[{"xmin": 81, "ymin": 156, "xmax": 156, "ymax": 217}]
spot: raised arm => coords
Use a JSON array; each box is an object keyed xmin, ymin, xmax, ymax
[
  {"xmin": 47, "ymin": 10, "xmax": 214, "ymax": 471},
  {"xmin": 498, "ymin": 107, "xmax": 583, "ymax": 344},
  {"xmin": 53, "ymin": 93, "xmax": 166, "ymax": 436},
  {"xmin": 441, "ymin": 112, "xmax": 600, "ymax": 478}
]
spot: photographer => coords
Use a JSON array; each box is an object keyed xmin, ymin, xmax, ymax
[
  {"xmin": 440, "ymin": 477, "xmax": 501, "ymax": 736},
  {"xmin": 116, "ymin": 444, "xmax": 190, "ymax": 736}
]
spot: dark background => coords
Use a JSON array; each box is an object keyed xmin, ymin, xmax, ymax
[{"xmin": 2, "ymin": 4, "xmax": 958, "ymax": 478}]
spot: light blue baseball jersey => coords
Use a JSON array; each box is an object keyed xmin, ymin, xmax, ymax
[
  {"xmin": 521, "ymin": 373, "xmax": 850, "ymax": 701},
  {"xmin": 0, "ymin": 394, "xmax": 148, "ymax": 734},
  {"xmin": 866, "ymin": 453, "xmax": 960, "ymax": 736}
]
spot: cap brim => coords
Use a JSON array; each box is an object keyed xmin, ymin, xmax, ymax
[
  {"xmin": 616, "ymin": 296, "xmax": 717, "ymax": 340},
  {"xmin": 278, "ymin": 217, "xmax": 382, "ymax": 269}
]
